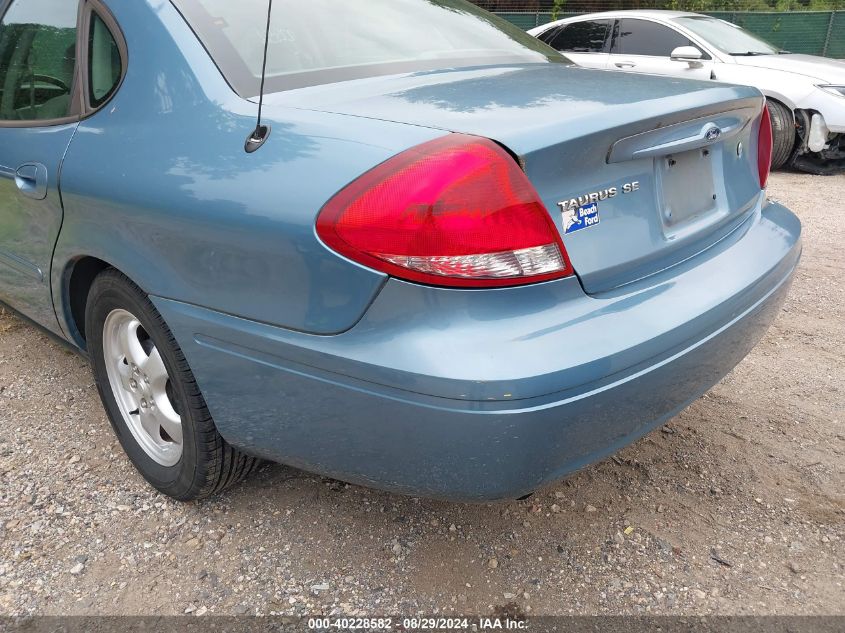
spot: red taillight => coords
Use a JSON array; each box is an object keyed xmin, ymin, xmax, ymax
[
  {"xmin": 316, "ymin": 134, "xmax": 573, "ymax": 288},
  {"xmin": 757, "ymin": 104, "xmax": 773, "ymax": 189}
]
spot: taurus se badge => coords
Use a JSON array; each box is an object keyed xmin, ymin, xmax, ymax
[{"xmin": 557, "ymin": 181, "xmax": 640, "ymax": 214}]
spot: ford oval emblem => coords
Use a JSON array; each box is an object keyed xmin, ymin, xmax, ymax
[{"xmin": 706, "ymin": 127, "xmax": 722, "ymax": 142}]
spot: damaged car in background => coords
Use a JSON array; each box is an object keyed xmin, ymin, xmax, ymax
[{"xmin": 530, "ymin": 10, "xmax": 845, "ymax": 174}]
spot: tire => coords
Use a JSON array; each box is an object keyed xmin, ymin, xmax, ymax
[
  {"xmin": 767, "ymin": 99, "xmax": 796, "ymax": 170},
  {"xmin": 85, "ymin": 269, "xmax": 259, "ymax": 500}
]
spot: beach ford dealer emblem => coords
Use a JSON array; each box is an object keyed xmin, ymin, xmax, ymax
[{"xmin": 558, "ymin": 181, "xmax": 640, "ymax": 234}]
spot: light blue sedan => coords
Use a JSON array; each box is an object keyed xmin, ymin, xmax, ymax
[{"xmin": 0, "ymin": 0, "xmax": 800, "ymax": 501}]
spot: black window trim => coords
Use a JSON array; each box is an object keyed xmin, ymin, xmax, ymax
[
  {"xmin": 80, "ymin": 0, "xmax": 128, "ymax": 113},
  {"xmin": 601, "ymin": 19, "xmax": 613, "ymax": 54},
  {"xmin": 609, "ymin": 17, "xmax": 712, "ymax": 61},
  {"xmin": 0, "ymin": 0, "xmax": 127, "ymax": 129},
  {"xmin": 609, "ymin": 19, "xmax": 618, "ymax": 53}
]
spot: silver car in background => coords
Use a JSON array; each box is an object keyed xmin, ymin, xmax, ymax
[{"xmin": 529, "ymin": 10, "xmax": 845, "ymax": 174}]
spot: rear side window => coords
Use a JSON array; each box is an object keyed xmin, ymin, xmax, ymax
[
  {"xmin": 88, "ymin": 12, "xmax": 121, "ymax": 107},
  {"xmin": 547, "ymin": 20, "xmax": 611, "ymax": 53},
  {"xmin": 171, "ymin": 0, "xmax": 565, "ymax": 96},
  {"xmin": 612, "ymin": 18, "xmax": 692, "ymax": 57},
  {"xmin": 0, "ymin": 0, "xmax": 78, "ymax": 122}
]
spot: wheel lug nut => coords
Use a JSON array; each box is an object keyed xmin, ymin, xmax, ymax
[{"xmin": 129, "ymin": 379, "xmax": 138, "ymax": 389}]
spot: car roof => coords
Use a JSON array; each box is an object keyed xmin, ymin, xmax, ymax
[
  {"xmin": 577, "ymin": 10, "xmax": 699, "ymax": 18},
  {"xmin": 545, "ymin": 10, "xmax": 705, "ymax": 23}
]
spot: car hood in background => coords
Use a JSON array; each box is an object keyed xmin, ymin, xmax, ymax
[
  {"xmin": 262, "ymin": 63, "xmax": 761, "ymax": 156},
  {"xmin": 731, "ymin": 54, "xmax": 845, "ymax": 83}
]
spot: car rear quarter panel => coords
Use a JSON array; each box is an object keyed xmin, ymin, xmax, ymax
[{"xmin": 51, "ymin": 0, "xmax": 445, "ymax": 342}]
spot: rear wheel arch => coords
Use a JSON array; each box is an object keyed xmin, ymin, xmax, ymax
[{"xmin": 63, "ymin": 257, "xmax": 129, "ymax": 347}]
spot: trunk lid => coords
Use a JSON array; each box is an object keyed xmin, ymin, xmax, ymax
[{"xmin": 265, "ymin": 63, "xmax": 766, "ymax": 293}]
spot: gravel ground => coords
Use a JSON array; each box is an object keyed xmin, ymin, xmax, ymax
[{"xmin": 0, "ymin": 172, "xmax": 842, "ymax": 617}]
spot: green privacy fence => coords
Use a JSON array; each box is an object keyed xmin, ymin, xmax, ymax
[{"xmin": 494, "ymin": 10, "xmax": 845, "ymax": 58}]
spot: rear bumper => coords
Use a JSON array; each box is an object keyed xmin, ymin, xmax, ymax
[{"xmin": 154, "ymin": 202, "xmax": 801, "ymax": 500}]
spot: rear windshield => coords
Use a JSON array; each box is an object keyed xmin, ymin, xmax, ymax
[{"xmin": 170, "ymin": 0, "xmax": 565, "ymax": 97}]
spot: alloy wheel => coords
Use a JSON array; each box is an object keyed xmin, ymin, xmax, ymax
[{"xmin": 101, "ymin": 309, "xmax": 183, "ymax": 466}]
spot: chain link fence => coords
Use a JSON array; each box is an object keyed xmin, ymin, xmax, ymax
[
  {"xmin": 469, "ymin": 2, "xmax": 845, "ymax": 57},
  {"xmin": 471, "ymin": 0, "xmax": 845, "ymax": 9}
]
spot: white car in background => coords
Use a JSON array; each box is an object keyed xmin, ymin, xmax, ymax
[{"xmin": 529, "ymin": 10, "xmax": 845, "ymax": 174}]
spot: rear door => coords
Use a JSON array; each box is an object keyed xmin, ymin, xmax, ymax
[
  {"xmin": 0, "ymin": 0, "xmax": 80, "ymax": 327},
  {"xmin": 542, "ymin": 19, "xmax": 612, "ymax": 70},
  {"xmin": 608, "ymin": 18, "xmax": 713, "ymax": 79},
  {"xmin": 0, "ymin": 0, "xmax": 123, "ymax": 329}
]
